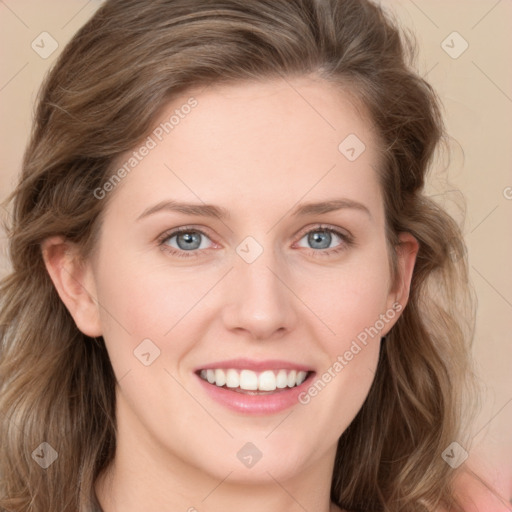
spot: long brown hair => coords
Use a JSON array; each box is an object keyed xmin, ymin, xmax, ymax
[{"xmin": 1, "ymin": 0, "xmax": 476, "ymax": 510}]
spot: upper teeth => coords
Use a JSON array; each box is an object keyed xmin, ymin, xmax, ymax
[{"xmin": 199, "ymin": 369, "xmax": 309, "ymax": 391}]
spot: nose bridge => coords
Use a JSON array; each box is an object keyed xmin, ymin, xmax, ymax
[
  {"xmin": 222, "ymin": 235, "xmax": 297, "ymax": 338},
  {"xmin": 237, "ymin": 238, "xmax": 286, "ymax": 308}
]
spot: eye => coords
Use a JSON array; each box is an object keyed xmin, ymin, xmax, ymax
[
  {"xmin": 158, "ymin": 227, "xmax": 215, "ymax": 258},
  {"xmin": 157, "ymin": 224, "xmax": 354, "ymax": 259},
  {"xmin": 295, "ymin": 225, "xmax": 353, "ymax": 256}
]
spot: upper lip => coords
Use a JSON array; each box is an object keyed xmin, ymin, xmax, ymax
[{"xmin": 195, "ymin": 358, "xmax": 314, "ymax": 373}]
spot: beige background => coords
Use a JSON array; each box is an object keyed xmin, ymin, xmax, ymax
[{"xmin": 1, "ymin": 0, "xmax": 511, "ymax": 500}]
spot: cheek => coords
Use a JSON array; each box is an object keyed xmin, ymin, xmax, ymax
[
  {"xmin": 92, "ymin": 251, "xmax": 207, "ymax": 382},
  {"xmin": 298, "ymin": 255, "xmax": 392, "ymax": 345},
  {"xmin": 297, "ymin": 269, "xmax": 387, "ymax": 437},
  {"xmin": 95, "ymin": 250, "xmax": 203, "ymax": 336},
  {"xmin": 295, "ymin": 252, "xmax": 392, "ymax": 432}
]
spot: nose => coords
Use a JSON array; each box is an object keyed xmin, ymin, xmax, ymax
[{"xmin": 220, "ymin": 243, "xmax": 298, "ymax": 341}]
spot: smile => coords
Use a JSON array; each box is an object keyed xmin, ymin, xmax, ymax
[
  {"xmin": 198, "ymin": 368, "xmax": 310, "ymax": 393},
  {"xmin": 194, "ymin": 359, "xmax": 316, "ymax": 415}
]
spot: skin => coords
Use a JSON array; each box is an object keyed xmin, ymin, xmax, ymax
[{"xmin": 43, "ymin": 76, "xmax": 418, "ymax": 512}]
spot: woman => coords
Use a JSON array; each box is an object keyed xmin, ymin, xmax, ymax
[{"xmin": 0, "ymin": 0, "xmax": 488, "ymax": 510}]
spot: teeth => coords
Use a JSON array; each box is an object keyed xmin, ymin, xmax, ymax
[
  {"xmin": 296, "ymin": 371, "xmax": 307, "ymax": 386},
  {"xmin": 258, "ymin": 370, "xmax": 276, "ymax": 391},
  {"xmin": 214, "ymin": 369, "xmax": 226, "ymax": 387},
  {"xmin": 287, "ymin": 370, "xmax": 297, "ymax": 387},
  {"xmin": 225, "ymin": 369, "xmax": 239, "ymax": 388},
  {"xmin": 239, "ymin": 369, "xmax": 258, "ymax": 390},
  {"xmin": 276, "ymin": 369, "xmax": 288, "ymax": 388},
  {"xmin": 199, "ymin": 368, "xmax": 309, "ymax": 391}
]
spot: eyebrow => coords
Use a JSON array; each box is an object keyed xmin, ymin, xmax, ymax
[{"xmin": 136, "ymin": 198, "xmax": 371, "ymax": 221}]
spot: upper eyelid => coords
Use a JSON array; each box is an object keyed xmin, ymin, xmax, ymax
[
  {"xmin": 294, "ymin": 223, "xmax": 351, "ymax": 239},
  {"xmin": 158, "ymin": 225, "xmax": 215, "ymax": 242}
]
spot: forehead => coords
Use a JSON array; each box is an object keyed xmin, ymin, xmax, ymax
[{"xmin": 104, "ymin": 77, "xmax": 383, "ymax": 222}]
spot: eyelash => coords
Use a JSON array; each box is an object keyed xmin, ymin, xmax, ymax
[{"xmin": 157, "ymin": 224, "xmax": 354, "ymax": 259}]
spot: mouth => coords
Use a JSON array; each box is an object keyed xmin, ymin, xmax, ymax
[
  {"xmin": 196, "ymin": 368, "xmax": 313, "ymax": 395},
  {"xmin": 194, "ymin": 360, "xmax": 316, "ymax": 415}
]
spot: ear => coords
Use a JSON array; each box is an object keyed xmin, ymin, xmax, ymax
[
  {"xmin": 41, "ymin": 236, "xmax": 102, "ymax": 337},
  {"xmin": 383, "ymin": 231, "xmax": 419, "ymax": 334}
]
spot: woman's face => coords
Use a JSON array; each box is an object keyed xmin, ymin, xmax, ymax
[{"xmin": 78, "ymin": 77, "xmax": 416, "ymax": 483}]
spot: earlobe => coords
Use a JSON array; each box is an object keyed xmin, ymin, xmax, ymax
[{"xmin": 41, "ymin": 236, "xmax": 102, "ymax": 337}]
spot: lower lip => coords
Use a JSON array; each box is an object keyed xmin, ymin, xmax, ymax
[{"xmin": 195, "ymin": 372, "xmax": 315, "ymax": 415}]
